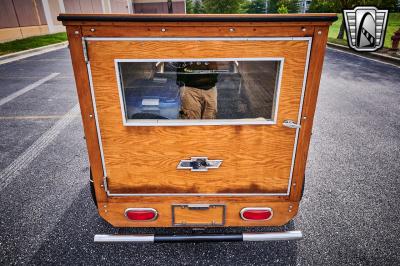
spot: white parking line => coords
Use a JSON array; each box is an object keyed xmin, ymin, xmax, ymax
[
  {"xmin": 0, "ymin": 73, "xmax": 59, "ymax": 107},
  {"xmin": 0, "ymin": 104, "xmax": 80, "ymax": 192}
]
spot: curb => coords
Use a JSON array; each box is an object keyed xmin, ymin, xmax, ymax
[
  {"xmin": 327, "ymin": 42, "xmax": 400, "ymax": 66},
  {"xmin": 0, "ymin": 41, "xmax": 68, "ymax": 65}
]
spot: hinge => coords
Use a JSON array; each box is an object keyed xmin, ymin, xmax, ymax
[
  {"xmin": 103, "ymin": 176, "xmax": 109, "ymax": 193},
  {"xmin": 82, "ymin": 39, "xmax": 89, "ymax": 63}
]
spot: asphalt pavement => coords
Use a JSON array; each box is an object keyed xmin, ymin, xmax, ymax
[{"xmin": 0, "ymin": 47, "xmax": 399, "ymax": 265}]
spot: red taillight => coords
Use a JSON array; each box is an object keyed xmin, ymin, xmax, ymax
[
  {"xmin": 125, "ymin": 208, "xmax": 158, "ymax": 221},
  {"xmin": 240, "ymin": 208, "xmax": 273, "ymax": 221}
]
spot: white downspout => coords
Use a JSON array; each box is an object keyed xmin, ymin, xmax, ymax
[{"xmin": 41, "ymin": 0, "xmax": 55, "ymax": 33}]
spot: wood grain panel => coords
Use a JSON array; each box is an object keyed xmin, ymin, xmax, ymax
[
  {"xmin": 88, "ymin": 40, "xmax": 305, "ymax": 60},
  {"xmin": 106, "ymin": 195, "xmax": 288, "ymax": 203},
  {"xmin": 81, "ymin": 25, "xmax": 312, "ymax": 37},
  {"xmin": 290, "ymin": 27, "xmax": 329, "ymax": 201},
  {"xmin": 66, "ymin": 26, "xmax": 107, "ymax": 203},
  {"xmin": 87, "ymin": 40, "xmax": 308, "ymax": 194},
  {"xmin": 99, "ymin": 201, "xmax": 298, "ymax": 227},
  {"xmin": 63, "ymin": 16, "xmax": 333, "ymax": 228}
]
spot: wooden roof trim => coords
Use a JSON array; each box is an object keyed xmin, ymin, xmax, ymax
[{"xmin": 58, "ymin": 13, "xmax": 338, "ymax": 23}]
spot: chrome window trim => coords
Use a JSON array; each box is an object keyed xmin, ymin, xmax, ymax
[
  {"xmin": 240, "ymin": 207, "xmax": 274, "ymax": 221},
  {"xmin": 124, "ymin": 208, "xmax": 158, "ymax": 221},
  {"xmin": 85, "ymin": 37, "xmax": 312, "ymax": 197},
  {"xmin": 114, "ymin": 57, "xmax": 284, "ymax": 126}
]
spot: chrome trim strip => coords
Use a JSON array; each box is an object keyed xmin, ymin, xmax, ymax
[
  {"xmin": 242, "ymin": 231, "xmax": 303, "ymax": 241},
  {"xmin": 84, "ymin": 37, "xmax": 312, "ymax": 197},
  {"xmin": 113, "ymin": 57, "xmax": 284, "ymax": 127},
  {"xmin": 94, "ymin": 234, "xmax": 154, "ymax": 242},
  {"xmin": 124, "ymin": 208, "xmax": 158, "ymax": 221},
  {"xmin": 87, "ymin": 61, "xmax": 107, "ymax": 178},
  {"xmin": 273, "ymin": 59, "xmax": 284, "ymax": 123},
  {"xmin": 85, "ymin": 37, "xmax": 312, "ymax": 41},
  {"xmin": 103, "ymin": 176, "xmax": 109, "ymax": 196},
  {"xmin": 286, "ymin": 37, "xmax": 312, "ymax": 195},
  {"xmin": 122, "ymin": 119, "xmax": 276, "ymax": 126},
  {"xmin": 114, "ymin": 60, "xmax": 129, "ymax": 126},
  {"xmin": 116, "ymin": 57, "xmax": 284, "ymax": 62},
  {"xmin": 240, "ymin": 207, "xmax": 273, "ymax": 221},
  {"xmin": 104, "ymin": 192, "xmax": 288, "ymax": 197}
]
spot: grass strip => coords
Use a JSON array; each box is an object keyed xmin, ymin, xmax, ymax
[{"xmin": 0, "ymin": 32, "xmax": 67, "ymax": 56}]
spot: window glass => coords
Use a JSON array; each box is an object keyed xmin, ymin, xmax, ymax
[{"xmin": 117, "ymin": 60, "xmax": 281, "ymax": 123}]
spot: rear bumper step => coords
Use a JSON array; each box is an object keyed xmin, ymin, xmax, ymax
[{"xmin": 94, "ymin": 230, "xmax": 302, "ymax": 243}]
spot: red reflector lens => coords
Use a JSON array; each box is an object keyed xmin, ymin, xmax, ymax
[
  {"xmin": 125, "ymin": 209, "xmax": 157, "ymax": 221},
  {"xmin": 241, "ymin": 208, "xmax": 273, "ymax": 221}
]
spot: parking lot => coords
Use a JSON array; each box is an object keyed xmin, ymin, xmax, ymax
[{"xmin": 0, "ymin": 47, "xmax": 399, "ymax": 265}]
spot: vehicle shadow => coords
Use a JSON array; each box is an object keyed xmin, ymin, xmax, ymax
[{"xmin": 31, "ymin": 184, "xmax": 300, "ymax": 265}]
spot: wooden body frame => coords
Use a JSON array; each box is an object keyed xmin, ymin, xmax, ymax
[{"xmin": 59, "ymin": 14, "xmax": 336, "ymax": 227}]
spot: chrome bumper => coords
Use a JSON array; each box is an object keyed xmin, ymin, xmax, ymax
[{"xmin": 94, "ymin": 230, "xmax": 302, "ymax": 243}]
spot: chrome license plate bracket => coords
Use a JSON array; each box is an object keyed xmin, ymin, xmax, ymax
[{"xmin": 171, "ymin": 204, "xmax": 226, "ymax": 227}]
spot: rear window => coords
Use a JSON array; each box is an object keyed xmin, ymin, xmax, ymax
[{"xmin": 116, "ymin": 59, "xmax": 283, "ymax": 126}]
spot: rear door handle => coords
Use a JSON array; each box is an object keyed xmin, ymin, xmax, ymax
[{"xmin": 283, "ymin": 120, "xmax": 301, "ymax": 129}]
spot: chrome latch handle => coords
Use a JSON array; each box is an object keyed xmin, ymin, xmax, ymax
[{"xmin": 283, "ymin": 120, "xmax": 301, "ymax": 129}]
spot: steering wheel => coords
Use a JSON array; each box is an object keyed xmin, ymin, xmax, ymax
[{"xmin": 166, "ymin": 62, "xmax": 193, "ymax": 69}]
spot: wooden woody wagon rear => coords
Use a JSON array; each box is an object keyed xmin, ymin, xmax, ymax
[{"xmin": 58, "ymin": 13, "xmax": 337, "ymax": 243}]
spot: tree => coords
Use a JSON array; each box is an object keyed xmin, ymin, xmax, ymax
[
  {"xmin": 192, "ymin": 0, "xmax": 204, "ymax": 13},
  {"xmin": 372, "ymin": 0, "xmax": 398, "ymax": 11},
  {"xmin": 308, "ymin": 0, "xmax": 340, "ymax": 13},
  {"xmin": 202, "ymin": 0, "xmax": 245, "ymax": 13},
  {"xmin": 267, "ymin": 0, "xmax": 279, "ymax": 13},
  {"xmin": 278, "ymin": 4, "xmax": 289, "ymax": 13},
  {"xmin": 244, "ymin": 0, "xmax": 267, "ymax": 13},
  {"xmin": 284, "ymin": 0, "xmax": 300, "ymax": 13},
  {"xmin": 267, "ymin": 0, "xmax": 300, "ymax": 13},
  {"xmin": 186, "ymin": 0, "xmax": 194, "ymax": 13}
]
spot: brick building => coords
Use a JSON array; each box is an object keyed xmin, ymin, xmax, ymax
[{"xmin": 0, "ymin": 0, "xmax": 186, "ymax": 43}]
